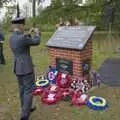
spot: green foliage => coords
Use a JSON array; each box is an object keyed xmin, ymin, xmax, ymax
[
  {"xmin": 34, "ymin": 0, "xmax": 120, "ymax": 31},
  {"xmin": 2, "ymin": 5, "xmax": 16, "ymax": 31},
  {"xmin": 0, "ymin": 0, "xmax": 14, "ymax": 7},
  {"xmin": 51, "ymin": 0, "xmax": 62, "ymax": 8},
  {"xmin": 2, "ymin": 0, "xmax": 120, "ymax": 31}
]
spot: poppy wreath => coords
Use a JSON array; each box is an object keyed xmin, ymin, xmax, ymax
[
  {"xmin": 61, "ymin": 88, "xmax": 73, "ymax": 97},
  {"xmin": 72, "ymin": 91, "xmax": 88, "ymax": 106},
  {"xmin": 56, "ymin": 72, "xmax": 72, "ymax": 88},
  {"xmin": 32, "ymin": 87, "xmax": 43, "ymax": 96},
  {"xmin": 47, "ymin": 67, "xmax": 58, "ymax": 84},
  {"xmin": 70, "ymin": 78, "xmax": 90, "ymax": 93},
  {"xmin": 41, "ymin": 90, "xmax": 62, "ymax": 105},
  {"xmin": 48, "ymin": 85, "xmax": 60, "ymax": 93},
  {"xmin": 86, "ymin": 96, "xmax": 108, "ymax": 110}
]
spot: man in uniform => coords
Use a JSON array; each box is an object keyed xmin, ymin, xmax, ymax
[
  {"xmin": 9, "ymin": 17, "xmax": 41, "ymax": 120},
  {"xmin": 0, "ymin": 28, "xmax": 5, "ymax": 64}
]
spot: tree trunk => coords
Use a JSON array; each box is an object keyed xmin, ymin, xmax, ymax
[
  {"xmin": 32, "ymin": 0, "xmax": 36, "ymax": 17},
  {"xmin": 32, "ymin": 0, "xmax": 36, "ymax": 27}
]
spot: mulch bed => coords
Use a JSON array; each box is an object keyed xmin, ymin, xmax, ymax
[{"xmin": 99, "ymin": 58, "xmax": 120, "ymax": 87}]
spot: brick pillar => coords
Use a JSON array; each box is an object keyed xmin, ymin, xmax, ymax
[{"xmin": 48, "ymin": 40, "xmax": 92, "ymax": 86}]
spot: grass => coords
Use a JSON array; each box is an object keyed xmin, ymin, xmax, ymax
[
  {"xmin": 0, "ymin": 31, "xmax": 120, "ymax": 120},
  {"xmin": 92, "ymin": 33, "xmax": 120, "ymax": 69}
]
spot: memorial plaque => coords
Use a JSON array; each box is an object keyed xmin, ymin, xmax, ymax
[
  {"xmin": 56, "ymin": 58, "xmax": 73, "ymax": 75},
  {"xmin": 47, "ymin": 26, "xmax": 96, "ymax": 50}
]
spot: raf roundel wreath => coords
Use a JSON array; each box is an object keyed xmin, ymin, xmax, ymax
[
  {"xmin": 47, "ymin": 68, "xmax": 58, "ymax": 84},
  {"xmin": 48, "ymin": 85, "xmax": 60, "ymax": 93},
  {"xmin": 41, "ymin": 91, "xmax": 62, "ymax": 105},
  {"xmin": 86, "ymin": 96, "xmax": 108, "ymax": 110}
]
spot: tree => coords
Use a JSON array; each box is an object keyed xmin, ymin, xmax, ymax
[
  {"xmin": 51, "ymin": 0, "xmax": 62, "ymax": 8},
  {"xmin": 31, "ymin": 0, "xmax": 120, "ymax": 30},
  {"xmin": 2, "ymin": 4, "xmax": 16, "ymax": 30},
  {"xmin": 22, "ymin": 2, "xmax": 32, "ymax": 18},
  {"xmin": 0, "ymin": 0, "xmax": 15, "ymax": 7},
  {"xmin": 32, "ymin": 0, "xmax": 36, "ymax": 17},
  {"xmin": 29, "ymin": 0, "xmax": 44, "ymax": 17},
  {"xmin": 29, "ymin": 0, "xmax": 45, "ymax": 26}
]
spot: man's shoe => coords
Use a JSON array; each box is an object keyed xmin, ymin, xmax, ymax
[
  {"xmin": 30, "ymin": 106, "xmax": 36, "ymax": 113},
  {"xmin": 20, "ymin": 116, "xmax": 29, "ymax": 120}
]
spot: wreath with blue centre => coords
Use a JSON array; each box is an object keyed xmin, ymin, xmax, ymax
[
  {"xmin": 86, "ymin": 96, "xmax": 108, "ymax": 110},
  {"xmin": 47, "ymin": 66, "xmax": 58, "ymax": 84}
]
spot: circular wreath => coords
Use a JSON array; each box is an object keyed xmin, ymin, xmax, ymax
[
  {"xmin": 86, "ymin": 96, "xmax": 108, "ymax": 110},
  {"xmin": 70, "ymin": 79, "xmax": 90, "ymax": 94},
  {"xmin": 35, "ymin": 79, "xmax": 49, "ymax": 88},
  {"xmin": 47, "ymin": 68, "xmax": 58, "ymax": 84},
  {"xmin": 32, "ymin": 87, "xmax": 43, "ymax": 96},
  {"xmin": 48, "ymin": 85, "xmax": 60, "ymax": 93},
  {"xmin": 72, "ymin": 91, "xmax": 88, "ymax": 106},
  {"xmin": 82, "ymin": 60, "xmax": 91, "ymax": 75},
  {"xmin": 61, "ymin": 88, "xmax": 71, "ymax": 97},
  {"xmin": 56, "ymin": 73, "xmax": 71, "ymax": 88},
  {"xmin": 41, "ymin": 91, "xmax": 62, "ymax": 105}
]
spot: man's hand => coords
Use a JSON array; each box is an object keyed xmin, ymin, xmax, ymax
[
  {"xmin": 28, "ymin": 27, "xmax": 35, "ymax": 35},
  {"xmin": 0, "ymin": 41, "xmax": 4, "ymax": 44},
  {"xmin": 28, "ymin": 28, "xmax": 40, "ymax": 37},
  {"xmin": 34, "ymin": 28, "xmax": 40, "ymax": 36}
]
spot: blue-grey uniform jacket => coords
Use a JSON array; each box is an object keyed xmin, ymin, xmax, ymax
[{"xmin": 10, "ymin": 32, "xmax": 40, "ymax": 75}]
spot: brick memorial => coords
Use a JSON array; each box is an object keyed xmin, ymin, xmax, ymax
[{"xmin": 46, "ymin": 26, "xmax": 96, "ymax": 84}]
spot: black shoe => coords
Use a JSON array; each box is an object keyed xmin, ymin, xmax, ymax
[
  {"xmin": 30, "ymin": 106, "xmax": 36, "ymax": 113},
  {"xmin": 20, "ymin": 116, "xmax": 29, "ymax": 120}
]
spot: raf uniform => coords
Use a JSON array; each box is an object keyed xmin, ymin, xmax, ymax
[
  {"xmin": 9, "ymin": 17, "xmax": 40, "ymax": 120},
  {"xmin": 0, "ymin": 31, "xmax": 5, "ymax": 64}
]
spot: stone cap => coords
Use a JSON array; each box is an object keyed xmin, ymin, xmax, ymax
[{"xmin": 46, "ymin": 26, "xmax": 96, "ymax": 50}]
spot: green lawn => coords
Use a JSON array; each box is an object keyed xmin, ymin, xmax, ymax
[{"xmin": 0, "ymin": 32, "xmax": 120, "ymax": 120}]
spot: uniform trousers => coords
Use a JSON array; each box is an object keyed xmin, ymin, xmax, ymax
[
  {"xmin": 17, "ymin": 73, "xmax": 35, "ymax": 118},
  {"xmin": 0, "ymin": 43, "xmax": 5, "ymax": 64}
]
